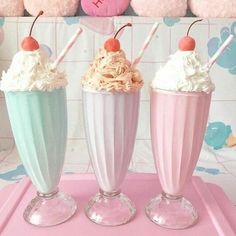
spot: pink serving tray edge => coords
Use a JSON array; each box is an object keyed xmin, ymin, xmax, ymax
[{"xmin": 0, "ymin": 174, "xmax": 235, "ymax": 236}]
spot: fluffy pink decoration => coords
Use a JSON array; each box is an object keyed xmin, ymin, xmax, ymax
[
  {"xmin": 24, "ymin": 0, "xmax": 80, "ymax": 16},
  {"xmin": 0, "ymin": 0, "xmax": 24, "ymax": 16},
  {"xmin": 81, "ymin": 0, "xmax": 130, "ymax": 16},
  {"xmin": 131, "ymin": 0, "xmax": 187, "ymax": 17},
  {"xmin": 189, "ymin": 0, "xmax": 236, "ymax": 18}
]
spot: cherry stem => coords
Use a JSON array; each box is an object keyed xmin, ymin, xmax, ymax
[
  {"xmin": 187, "ymin": 19, "xmax": 203, "ymax": 36},
  {"xmin": 114, "ymin": 23, "xmax": 132, "ymax": 39},
  {"xmin": 29, "ymin": 10, "xmax": 44, "ymax": 36}
]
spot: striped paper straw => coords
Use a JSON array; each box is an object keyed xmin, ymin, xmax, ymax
[
  {"xmin": 132, "ymin": 22, "xmax": 159, "ymax": 67},
  {"xmin": 52, "ymin": 27, "xmax": 83, "ymax": 70},
  {"xmin": 207, "ymin": 34, "xmax": 234, "ymax": 69}
]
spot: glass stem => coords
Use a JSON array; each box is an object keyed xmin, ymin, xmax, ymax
[
  {"xmin": 99, "ymin": 189, "xmax": 121, "ymax": 198},
  {"xmin": 37, "ymin": 188, "xmax": 59, "ymax": 198},
  {"xmin": 162, "ymin": 192, "xmax": 183, "ymax": 201}
]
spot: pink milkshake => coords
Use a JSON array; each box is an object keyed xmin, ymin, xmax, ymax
[
  {"xmin": 146, "ymin": 20, "xmax": 215, "ymax": 229},
  {"xmin": 151, "ymin": 90, "xmax": 211, "ymax": 196}
]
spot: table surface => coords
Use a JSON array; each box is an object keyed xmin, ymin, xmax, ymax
[{"xmin": 0, "ymin": 174, "xmax": 235, "ymax": 236}]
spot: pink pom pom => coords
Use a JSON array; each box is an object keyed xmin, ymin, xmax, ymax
[
  {"xmin": 131, "ymin": 0, "xmax": 187, "ymax": 17},
  {"xmin": 189, "ymin": 0, "xmax": 236, "ymax": 18},
  {"xmin": 24, "ymin": 0, "xmax": 80, "ymax": 16},
  {"xmin": 81, "ymin": 0, "xmax": 130, "ymax": 17},
  {"xmin": 0, "ymin": 0, "xmax": 24, "ymax": 16}
]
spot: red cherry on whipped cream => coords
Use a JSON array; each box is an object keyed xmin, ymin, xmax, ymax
[
  {"xmin": 104, "ymin": 23, "xmax": 132, "ymax": 52},
  {"xmin": 21, "ymin": 11, "xmax": 44, "ymax": 51},
  {"xmin": 179, "ymin": 19, "xmax": 203, "ymax": 51}
]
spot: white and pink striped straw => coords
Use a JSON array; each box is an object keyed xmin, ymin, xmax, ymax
[
  {"xmin": 207, "ymin": 34, "xmax": 234, "ymax": 69},
  {"xmin": 132, "ymin": 22, "xmax": 159, "ymax": 67},
  {"xmin": 52, "ymin": 27, "xmax": 83, "ymax": 70}
]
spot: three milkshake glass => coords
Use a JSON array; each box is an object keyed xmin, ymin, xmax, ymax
[{"xmin": 1, "ymin": 16, "xmax": 233, "ymax": 230}]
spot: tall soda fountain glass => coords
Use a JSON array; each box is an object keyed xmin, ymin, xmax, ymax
[
  {"xmin": 147, "ymin": 89, "xmax": 212, "ymax": 229},
  {"xmin": 145, "ymin": 20, "xmax": 216, "ymax": 229},
  {"xmin": 82, "ymin": 24, "xmax": 144, "ymax": 226},
  {"xmin": 0, "ymin": 12, "xmax": 78, "ymax": 227}
]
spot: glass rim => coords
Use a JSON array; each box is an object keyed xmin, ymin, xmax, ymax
[
  {"xmin": 151, "ymin": 88, "xmax": 212, "ymax": 97},
  {"xmin": 82, "ymin": 87, "xmax": 141, "ymax": 95}
]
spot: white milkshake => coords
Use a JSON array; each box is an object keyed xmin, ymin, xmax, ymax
[{"xmin": 82, "ymin": 27, "xmax": 143, "ymax": 226}]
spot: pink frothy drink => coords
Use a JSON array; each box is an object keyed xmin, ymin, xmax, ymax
[
  {"xmin": 145, "ymin": 19, "xmax": 221, "ymax": 230},
  {"xmin": 151, "ymin": 89, "xmax": 212, "ymax": 196},
  {"xmin": 146, "ymin": 89, "xmax": 213, "ymax": 230}
]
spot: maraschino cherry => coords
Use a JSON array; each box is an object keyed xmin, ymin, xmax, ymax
[
  {"xmin": 104, "ymin": 23, "xmax": 132, "ymax": 52},
  {"xmin": 21, "ymin": 11, "xmax": 44, "ymax": 51},
  {"xmin": 179, "ymin": 19, "xmax": 203, "ymax": 51}
]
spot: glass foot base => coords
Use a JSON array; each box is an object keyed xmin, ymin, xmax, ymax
[
  {"xmin": 23, "ymin": 191, "xmax": 77, "ymax": 227},
  {"xmin": 85, "ymin": 190, "xmax": 136, "ymax": 226},
  {"xmin": 145, "ymin": 193, "xmax": 198, "ymax": 229}
]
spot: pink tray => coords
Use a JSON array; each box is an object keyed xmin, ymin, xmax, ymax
[{"xmin": 0, "ymin": 174, "xmax": 235, "ymax": 236}]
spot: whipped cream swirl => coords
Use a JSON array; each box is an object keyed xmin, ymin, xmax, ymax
[
  {"xmin": 82, "ymin": 48, "xmax": 143, "ymax": 92},
  {"xmin": 151, "ymin": 50, "xmax": 215, "ymax": 93},
  {"xmin": 0, "ymin": 49, "xmax": 67, "ymax": 92}
]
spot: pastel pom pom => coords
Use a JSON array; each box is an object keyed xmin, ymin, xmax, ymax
[
  {"xmin": 0, "ymin": 0, "xmax": 24, "ymax": 16},
  {"xmin": 189, "ymin": 0, "xmax": 236, "ymax": 18},
  {"xmin": 130, "ymin": 0, "xmax": 187, "ymax": 17},
  {"xmin": 81, "ymin": 0, "xmax": 130, "ymax": 16},
  {"xmin": 24, "ymin": 0, "xmax": 80, "ymax": 16}
]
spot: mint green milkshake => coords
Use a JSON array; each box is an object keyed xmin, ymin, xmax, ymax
[
  {"xmin": 5, "ymin": 89, "xmax": 66, "ymax": 194},
  {"xmin": 1, "ymin": 48, "xmax": 77, "ymax": 227}
]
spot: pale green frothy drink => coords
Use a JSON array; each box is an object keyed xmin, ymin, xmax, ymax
[
  {"xmin": 5, "ymin": 89, "xmax": 66, "ymax": 194},
  {"xmin": 1, "ymin": 48, "xmax": 76, "ymax": 227}
]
